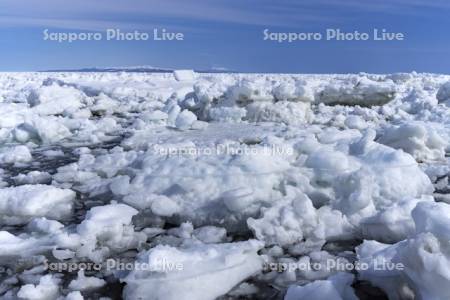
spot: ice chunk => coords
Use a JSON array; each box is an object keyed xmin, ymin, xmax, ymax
[
  {"xmin": 356, "ymin": 240, "xmax": 409, "ymax": 300},
  {"xmin": 174, "ymin": 110, "xmax": 197, "ymax": 130},
  {"xmin": 285, "ymin": 272, "xmax": 357, "ymax": 300},
  {"xmin": 123, "ymin": 240, "xmax": 264, "ymax": 300},
  {"xmin": 143, "ymin": 110, "xmax": 168, "ymax": 122},
  {"xmin": 208, "ymin": 106, "xmax": 247, "ymax": 122},
  {"xmin": 437, "ymin": 81, "xmax": 450, "ymax": 106},
  {"xmin": 357, "ymin": 201, "xmax": 450, "ymax": 300},
  {"xmin": 298, "ymin": 130, "xmax": 434, "ymax": 243},
  {"xmin": 68, "ymin": 270, "xmax": 106, "ymax": 291},
  {"xmin": 150, "ymin": 195, "xmax": 181, "ymax": 217},
  {"xmin": 27, "ymin": 83, "xmax": 85, "ymax": 115},
  {"xmin": 272, "ymin": 81, "xmax": 314, "ymax": 102},
  {"xmin": 344, "ymin": 115, "xmax": 367, "ymax": 130},
  {"xmin": 0, "ymin": 103, "xmax": 29, "ymax": 129},
  {"xmin": 0, "ymin": 231, "xmax": 48, "ymax": 257},
  {"xmin": 0, "ymin": 185, "xmax": 75, "ymax": 225},
  {"xmin": 378, "ymin": 122, "xmax": 447, "ymax": 161},
  {"xmin": 13, "ymin": 171, "xmax": 52, "ymax": 185},
  {"xmin": 76, "ymin": 203, "xmax": 145, "ymax": 262},
  {"xmin": 0, "ymin": 145, "xmax": 32, "ymax": 164},
  {"xmin": 173, "ymin": 70, "xmax": 196, "ymax": 81},
  {"xmin": 360, "ymin": 196, "xmax": 431, "ymax": 243},
  {"xmin": 120, "ymin": 144, "xmax": 291, "ymax": 230},
  {"xmin": 109, "ymin": 175, "xmax": 130, "ymax": 196},
  {"xmin": 27, "ymin": 217, "xmax": 64, "ymax": 234},
  {"xmin": 317, "ymin": 77, "xmax": 396, "ymax": 106},
  {"xmin": 413, "ymin": 201, "xmax": 450, "ymax": 239},
  {"xmin": 77, "ymin": 203, "xmax": 139, "ymax": 238},
  {"xmin": 246, "ymin": 101, "xmax": 312, "ymax": 124},
  {"xmin": 90, "ymin": 93, "xmax": 117, "ymax": 114},
  {"xmin": 248, "ymin": 189, "xmax": 353, "ymax": 247},
  {"xmin": 14, "ymin": 117, "xmax": 71, "ymax": 144},
  {"xmin": 165, "ymin": 101, "xmax": 182, "ymax": 127},
  {"xmin": 334, "ymin": 131, "xmax": 434, "ymax": 219},
  {"xmin": 17, "ymin": 274, "xmax": 61, "ymax": 300},
  {"xmin": 42, "ymin": 149, "xmax": 65, "ymax": 158},
  {"xmin": 64, "ymin": 291, "xmax": 84, "ymax": 300},
  {"xmin": 227, "ymin": 78, "xmax": 274, "ymax": 106},
  {"xmin": 193, "ymin": 226, "xmax": 227, "ymax": 244}
]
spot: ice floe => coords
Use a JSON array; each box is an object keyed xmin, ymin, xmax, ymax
[{"xmin": 0, "ymin": 71, "xmax": 449, "ymax": 299}]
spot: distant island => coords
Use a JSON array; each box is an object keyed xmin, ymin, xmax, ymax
[{"xmin": 42, "ymin": 66, "xmax": 234, "ymax": 73}]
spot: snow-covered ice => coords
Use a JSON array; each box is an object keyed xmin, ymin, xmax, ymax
[
  {"xmin": 0, "ymin": 71, "xmax": 449, "ymax": 299},
  {"xmin": 123, "ymin": 240, "xmax": 263, "ymax": 300},
  {"xmin": 285, "ymin": 272, "xmax": 358, "ymax": 300},
  {"xmin": 0, "ymin": 185, "xmax": 75, "ymax": 225}
]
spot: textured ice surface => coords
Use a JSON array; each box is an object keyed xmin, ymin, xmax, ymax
[
  {"xmin": 0, "ymin": 145, "xmax": 32, "ymax": 164},
  {"xmin": 123, "ymin": 240, "xmax": 263, "ymax": 300},
  {"xmin": 0, "ymin": 71, "xmax": 449, "ymax": 299},
  {"xmin": 0, "ymin": 185, "xmax": 75, "ymax": 225},
  {"xmin": 357, "ymin": 201, "xmax": 450, "ymax": 300},
  {"xmin": 285, "ymin": 272, "xmax": 358, "ymax": 300}
]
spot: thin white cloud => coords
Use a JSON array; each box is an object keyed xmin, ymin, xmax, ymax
[
  {"xmin": 0, "ymin": 0, "xmax": 449, "ymax": 30},
  {"xmin": 0, "ymin": 16, "xmax": 194, "ymax": 32},
  {"xmin": 0, "ymin": 0, "xmax": 337, "ymax": 30}
]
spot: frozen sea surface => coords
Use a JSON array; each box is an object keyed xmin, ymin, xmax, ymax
[{"xmin": 0, "ymin": 71, "xmax": 449, "ymax": 299}]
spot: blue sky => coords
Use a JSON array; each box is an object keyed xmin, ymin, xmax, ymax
[{"xmin": 0, "ymin": 0, "xmax": 450, "ymax": 73}]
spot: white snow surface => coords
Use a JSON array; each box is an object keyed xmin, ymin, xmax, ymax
[
  {"xmin": 0, "ymin": 71, "xmax": 449, "ymax": 299},
  {"xmin": 0, "ymin": 184, "xmax": 75, "ymax": 225},
  {"xmin": 123, "ymin": 240, "xmax": 263, "ymax": 300}
]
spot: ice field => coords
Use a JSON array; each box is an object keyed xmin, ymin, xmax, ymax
[{"xmin": 0, "ymin": 70, "xmax": 450, "ymax": 299}]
